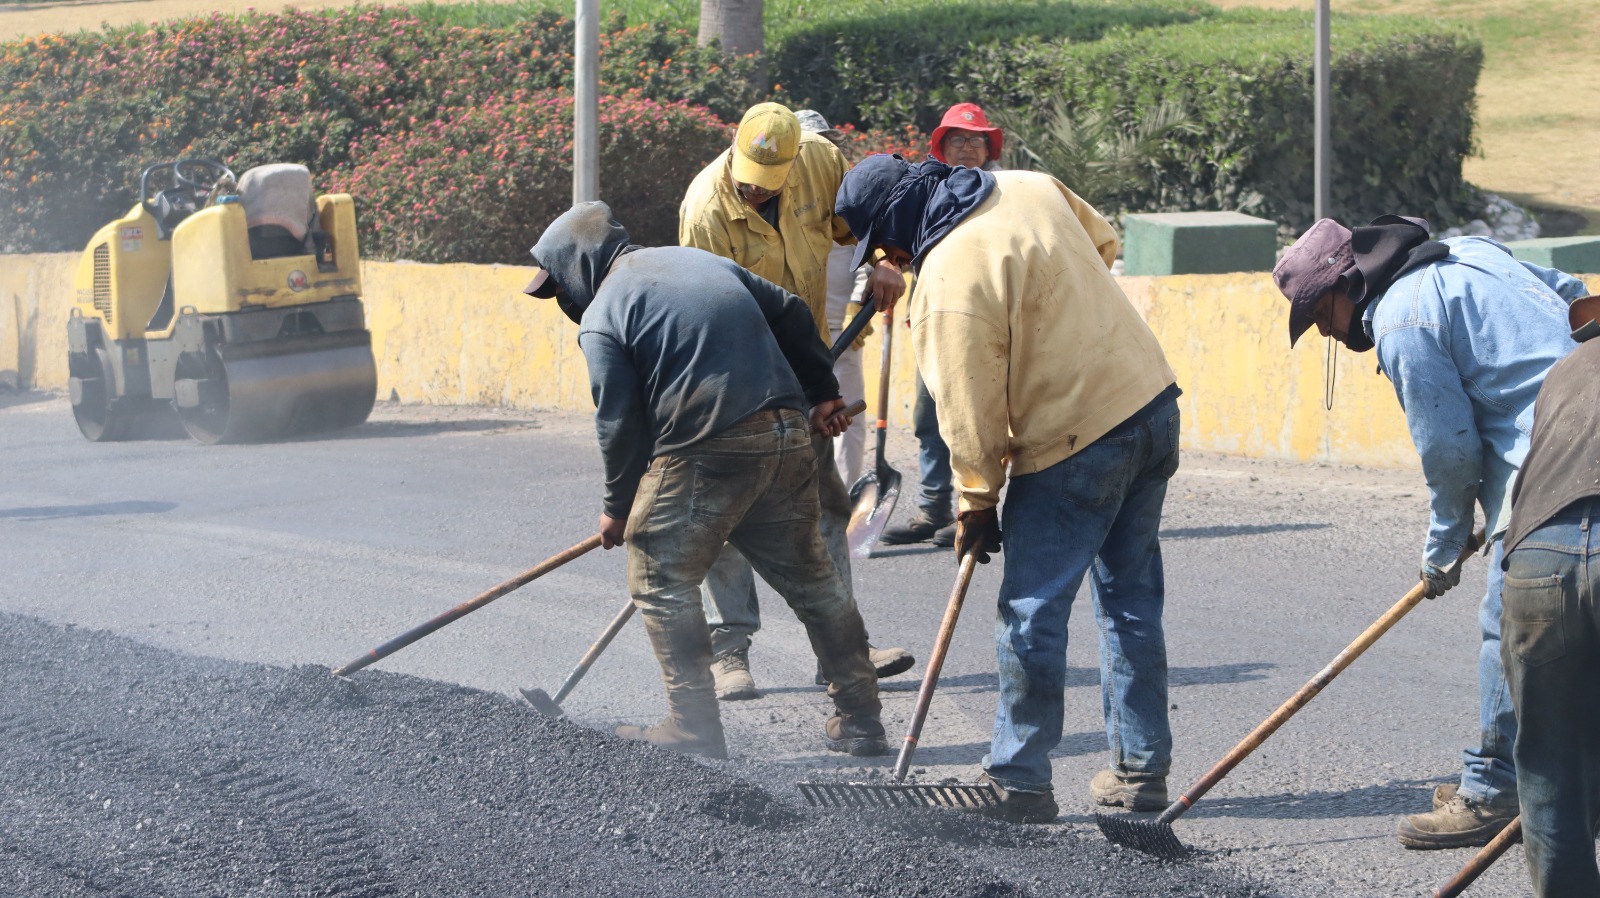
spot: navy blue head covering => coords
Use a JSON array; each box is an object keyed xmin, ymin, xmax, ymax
[{"xmin": 837, "ymin": 155, "xmax": 996, "ymax": 272}]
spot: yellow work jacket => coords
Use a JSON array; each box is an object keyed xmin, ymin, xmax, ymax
[
  {"xmin": 679, "ymin": 132, "xmax": 854, "ymax": 339},
  {"xmin": 910, "ymin": 171, "xmax": 1177, "ymax": 513}
]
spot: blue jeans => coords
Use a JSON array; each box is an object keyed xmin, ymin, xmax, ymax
[
  {"xmin": 1460, "ymin": 538, "xmax": 1519, "ymax": 808},
  {"xmin": 1502, "ymin": 498, "xmax": 1600, "ymax": 898},
  {"xmin": 983, "ymin": 393, "xmax": 1180, "ymax": 793},
  {"xmin": 913, "ymin": 372, "xmax": 953, "ymax": 515}
]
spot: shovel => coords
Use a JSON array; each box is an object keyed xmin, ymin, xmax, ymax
[
  {"xmin": 1097, "ymin": 528, "xmax": 1487, "ymax": 858},
  {"xmin": 331, "ymin": 535, "xmax": 603, "ymax": 678},
  {"xmin": 519, "ymin": 596, "xmax": 637, "ymax": 716},
  {"xmin": 799, "ymin": 552, "xmax": 999, "ymax": 809},
  {"xmin": 846, "ymin": 304, "xmax": 902, "ymax": 558},
  {"xmin": 1433, "ymin": 815, "xmax": 1522, "ymax": 898}
]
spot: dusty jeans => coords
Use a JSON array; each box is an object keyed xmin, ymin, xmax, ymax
[
  {"xmin": 983, "ymin": 394, "xmax": 1179, "ymax": 793},
  {"xmin": 699, "ymin": 432, "xmax": 857, "ymax": 658},
  {"xmin": 628, "ymin": 409, "xmax": 880, "ymax": 718},
  {"xmin": 1502, "ymin": 498, "xmax": 1600, "ymax": 898}
]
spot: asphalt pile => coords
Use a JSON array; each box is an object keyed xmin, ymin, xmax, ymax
[{"xmin": 0, "ymin": 613, "xmax": 1275, "ymax": 897}]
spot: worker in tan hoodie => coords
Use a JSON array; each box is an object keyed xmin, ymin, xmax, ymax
[{"xmin": 836, "ymin": 154, "xmax": 1183, "ymax": 824}]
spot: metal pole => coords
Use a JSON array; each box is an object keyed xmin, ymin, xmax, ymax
[
  {"xmin": 573, "ymin": 0, "xmax": 600, "ymax": 203},
  {"xmin": 1314, "ymin": 0, "xmax": 1331, "ymax": 220}
]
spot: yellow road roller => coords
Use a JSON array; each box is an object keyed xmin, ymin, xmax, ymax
[{"xmin": 68, "ymin": 159, "xmax": 377, "ymax": 443}]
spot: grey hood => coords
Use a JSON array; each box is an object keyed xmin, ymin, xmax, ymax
[{"xmin": 529, "ymin": 202, "xmax": 636, "ymax": 318}]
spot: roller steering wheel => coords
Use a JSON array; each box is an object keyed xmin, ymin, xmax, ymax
[
  {"xmin": 140, "ymin": 159, "xmax": 236, "ymax": 220},
  {"xmin": 173, "ymin": 158, "xmax": 234, "ymax": 192}
]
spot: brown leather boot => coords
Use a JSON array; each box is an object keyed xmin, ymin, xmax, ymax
[
  {"xmin": 615, "ymin": 713, "xmax": 728, "ymax": 760},
  {"xmin": 621, "ymin": 602, "xmax": 727, "ymax": 757}
]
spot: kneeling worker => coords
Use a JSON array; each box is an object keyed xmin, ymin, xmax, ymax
[
  {"xmin": 524, "ymin": 201, "xmax": 888, "ymax": 759},
  {"xmin": 836, "ymin": 156, "xmax": 1183, "ymax": 823}
]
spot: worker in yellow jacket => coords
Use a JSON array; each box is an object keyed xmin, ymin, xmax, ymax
[
  {"xmin": 679, "ymin": 102, "xmax": 914, "ymax": 700},
  {"xmin": 836, "ymin": 154, "xmax": 1183, "ymax": 824}
]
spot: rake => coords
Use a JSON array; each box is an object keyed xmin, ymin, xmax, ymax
[
  {"xmin": 799, "ymin": 552, "xmax": 999, "ymax": 810},
  {"xmin": 1097, "ymin": 529, "xmax": 1486, "ymax": 858}
]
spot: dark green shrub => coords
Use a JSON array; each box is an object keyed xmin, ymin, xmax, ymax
[
  {"xmin": 769, "ymin": 0, "xmax": 1213, "ymax": 131},
  {"xmin": 950, "ymin": 11, "xmax": 1483, "ymax": 230}
]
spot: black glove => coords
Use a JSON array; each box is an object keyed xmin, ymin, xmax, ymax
[
  {"xmin": 955, "ymin": 509, "xmax": 1002, "ymax": 565},
  {"xmin": 1420, "ymin": 562, "xmax": 1461, "ymax": 600}
]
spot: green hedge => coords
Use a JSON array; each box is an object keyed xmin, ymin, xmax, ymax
[
  {"xmin": 769, "ymin": 0, "xmax": 1214, "ymax": 132},
  {"xmin": 947, "ymin": 12, "xmax": 1483, "ymax": 230},
  {"xmin": 0, "ymin": 3, "xmax": 1484, "ymax": 256}
]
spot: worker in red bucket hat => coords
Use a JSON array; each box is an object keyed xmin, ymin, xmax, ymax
[{"xmin": 929, "ymin": 102, "xmax": 1004, "ymax": 172}]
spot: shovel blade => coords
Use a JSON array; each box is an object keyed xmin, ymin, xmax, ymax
[
  {"xmin": 1094, "ymin": 812, "xmax": 1189, "ymax": 859},
  {"xmin": 519, "ymin": 686, "xmax": 565, "ymax": 718},
  {"xmin": 847, "ymin": 469, "xmax": 902, "ymax": 558}
]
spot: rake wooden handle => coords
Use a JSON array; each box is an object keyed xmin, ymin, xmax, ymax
[
  {"xmin": 892, "ymin": 552, "xmax": 979, "ymax": 782},
  {"xmin": 332, "ymin": 535, "xmax": 604, "ymax": 677},
  {"xmin": 1157, "ymin": 527, "xmax": 1487, "ymax": 825},
  {"xmin": 1434, "ymin": 815, "xmax": 1522, "ymax": 898}
]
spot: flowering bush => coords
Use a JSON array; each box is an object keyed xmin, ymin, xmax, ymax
[
  {"xmin": 0, "ymin": 7, "xmax": 757, "ymax": 253},
  {"xmin": 333, "ymin": 91, "xmax": 729, "ymax": 263},
  {"xmin": 829, "ymin": 123, "xmax": 932, "ymax": 165}
]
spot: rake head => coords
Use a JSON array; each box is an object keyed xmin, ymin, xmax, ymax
[
  {"xmin": 798, "ymin": 779, "xmax": 999, "ymax": 810},
  {"xmin": 1094, "ymin": 812, "xmax": 1189, "ymax": 859},
  {"xmin": 518, "ymin": 686, "xmax": 564, "ymax": 718}
]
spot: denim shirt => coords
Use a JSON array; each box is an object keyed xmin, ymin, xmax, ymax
[{"xmin": 1363, "ymin": 236, "xmax": 1586, "ymax": 570}]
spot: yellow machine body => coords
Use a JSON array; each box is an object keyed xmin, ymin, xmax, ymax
[
  {"xmin": 67, "ymin": 167, "xmax": 376, "ymax": 444},
  {"xmin": 73, "ymin": 195, "xmax": 363, "ymax": 337}
]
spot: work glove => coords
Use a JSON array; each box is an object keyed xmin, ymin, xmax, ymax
[
  {"xmin": 954, "ymin": 508, "xmax": 1002, "ymax": 565},
  {"xmin": 1419, "ymin": 562, "xmax": 1461, "ymax": 599}
]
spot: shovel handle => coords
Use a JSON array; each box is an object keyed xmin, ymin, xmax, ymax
[
  {"xmin": 550, "ymin": 596, "xmax": 638, "ymax": 706},
  {"xmin": 892, "ymin": 552, "xmax": 979, "ymax": 782},
  {"xmin": 1433, "ymin": 815, "xmax": 1522, "ymax": 898},
  {"xmin": 1159, "ymin": 527, "xmax": 1487, "ymax": 825},
  {"xmin": 332, "ymin": 535, "xmax": 604, "ymax": 677},
  {"xmin": 830, "ymin": 296, "xmax": 877, "ymax": 362}
]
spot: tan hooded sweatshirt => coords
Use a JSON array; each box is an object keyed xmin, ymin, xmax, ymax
[{"xmin": 910, "ymin": 170, "xmax": 1176, "ymax": 513}]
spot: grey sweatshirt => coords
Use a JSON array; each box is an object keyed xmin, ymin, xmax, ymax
[{"xmin": 529, "ymin": 202, "xmax": 841, "ymax": 518}]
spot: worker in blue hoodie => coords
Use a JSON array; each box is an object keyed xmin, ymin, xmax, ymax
[{"xmin": 523, "ymin": 201, "xmax": 889, "ymax": 759}]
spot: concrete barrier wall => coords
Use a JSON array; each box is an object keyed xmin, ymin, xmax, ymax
[{"xmin": 6, "ymin": 252, "xmax": 1598, "ymax": 469}]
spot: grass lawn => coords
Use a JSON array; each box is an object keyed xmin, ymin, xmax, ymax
[{"xmin": 2, "ymin": 0, "xmax": 1593, "ymax": 233}]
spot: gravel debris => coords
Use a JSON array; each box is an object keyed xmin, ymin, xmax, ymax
[{"xmin": 0, "ymin": 613, "xmax": 1276, "ymax": 897}]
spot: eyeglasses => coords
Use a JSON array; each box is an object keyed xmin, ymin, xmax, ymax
[{"xmin": 942, "ymin": 134, "xmax": 989, "ymax": 149}]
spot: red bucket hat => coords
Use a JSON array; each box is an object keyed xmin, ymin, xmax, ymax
[{"xmin": 930, "ymin": 102, "xmax": 1003, "ymax": 164}]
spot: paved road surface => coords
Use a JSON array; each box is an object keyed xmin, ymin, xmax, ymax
[{"xmin": 0, "ymin": 392, "xmax": 1534, "ymax": 897}]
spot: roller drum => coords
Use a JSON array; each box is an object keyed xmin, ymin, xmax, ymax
[{"xmin": 175, "ymin": 330, "xmax": 376, "ymax": 444}]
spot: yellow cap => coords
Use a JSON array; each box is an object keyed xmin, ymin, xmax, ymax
[{"xmin": 730, "ymin": 103, "xmax": 800, "ymax": 192}]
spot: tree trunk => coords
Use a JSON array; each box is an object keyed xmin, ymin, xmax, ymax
[{"xmin": 698, "ymin": 0, "xmax": 765, "ymax": 86}]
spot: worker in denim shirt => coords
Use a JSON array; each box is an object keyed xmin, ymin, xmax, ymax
[{"xmin": 1273, "ymin": 215, "xmax": 1585, "ymax": 851}]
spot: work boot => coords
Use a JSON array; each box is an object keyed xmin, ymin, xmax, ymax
[
  {"xmin": 823, "ymin": 713, "xmax": 889, "ymax": 757},
  {"xmin": 814, "ymin": 644, "xmax": 916, "ymax": 686},
  {"xmin": 1433, "ymin": 783, "xmax": 1457, "ymax": 810},
  {"xmin": 930, "ymin": 523, "xmax": 957, "ymax": 548},
  {"xmin": 977, "ymin": 773, "xmax": 1060, "ymax": 824},
  {"xmin": 1090, "ymin": 768, "xmax": 1169, "ymax": 812},
  {"xmin": 712, "ymin": 647, "xmax": 760, "ymax": 701},
  {"xmin": 1397, "ymin": 793, "xmax": 1518, "ymax": 849},
  {"xmin": 879, "ymin": 507, "xmax": 954, "ymax": 546},
  {"xmin": 615, "ymin": 712, "xmax": 728, "ymax": 760}
]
